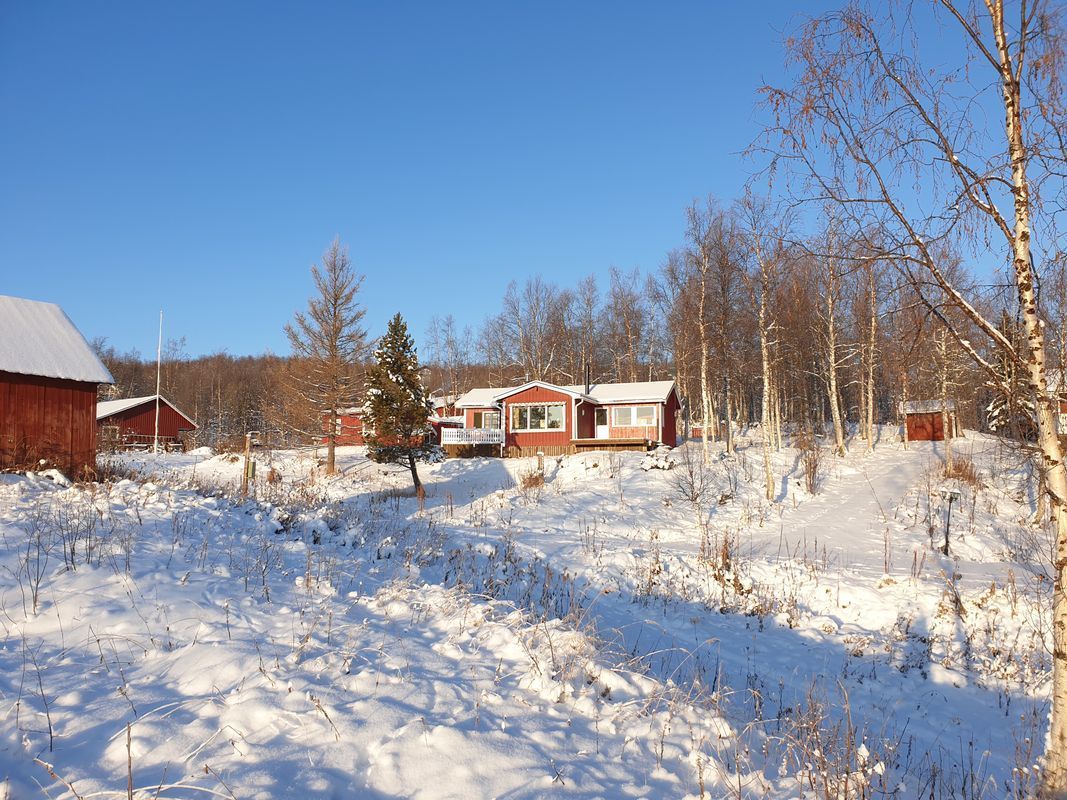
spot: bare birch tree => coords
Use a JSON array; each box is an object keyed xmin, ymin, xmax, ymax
[
  {"xmin": 762, "ymin": 1, "xmax": 1067, "ymax": 786},
  {"xmin": 739, "ymin": 193, "xmax": 790, "ymax": 498},
  {"xmin": 686, "ymin": 199, "xmax": 723, "ymax": 463}
]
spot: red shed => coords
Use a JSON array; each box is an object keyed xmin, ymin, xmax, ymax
[
  {"xmin": 97, "ymin": 394, "xmax": 198, "ymax": 450},
  {"xmin": 901, "ymin": 399, "xmax": 958, "ymax": 442},
  {"xmin": 0, "ymin": 294, "xmax": 114, "ymax": 476}
]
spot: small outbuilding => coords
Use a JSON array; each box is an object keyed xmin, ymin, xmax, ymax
[
  {"xmin": 0, "ymin": 294, "xmax": 114, "ymax": 476},
  {"xmin": 96, "ymin": 394, "xmax": 198, "ymax": 450},
  {"xmin": 901, "ymin": 399, "xmax": 959, "ymax": 441}
]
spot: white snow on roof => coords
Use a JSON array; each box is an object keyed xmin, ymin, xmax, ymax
[
  {"xmin": 571, "ymin": 381, "xmax": 677, "ymax": 404},
  {"xmin": 97, "ymin": 394, "xmax": 198, "ymax": 427},
  {"xmin": 456, "ymin": 381, "xmax": 676, "ymax": 407},
  {"xmin": 900, "ymin": 399, "xmax": 958, "ymax": 414},
  {"xmin": 455, "ymin": 388, "xmax": 502, "ymax": 408},
  {"xmin": 0, "ymin": 294, "xmax": 113, "ymax": 384}
]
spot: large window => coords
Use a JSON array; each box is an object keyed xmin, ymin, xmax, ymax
[
  {"xmin": 611, "ymin": 405, "xmax": 657, "ymax": 427},
  {"xmin": 510, "ymin": 404, "xmax": 565, "ymax": 431},
  {"xmin": 472, "ymin": 411, "xmax": 500, "ymax": 429}
]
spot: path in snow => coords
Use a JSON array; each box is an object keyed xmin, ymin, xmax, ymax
[{"xmin": 768, "ymin": 439, "xmax": 946, "ymax": 577}]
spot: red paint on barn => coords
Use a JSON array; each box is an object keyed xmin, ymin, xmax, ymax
[
  {"xmin": 0, "ymin": 370, "xmax": 99, "ymax": 475},
  {"xmin": 98, "ymin": 397, "xmax": 197, "ymax": 449}
]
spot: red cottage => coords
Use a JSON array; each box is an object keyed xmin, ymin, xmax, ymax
[
  {"xmin": 96, "ymin": 394, "xmax": 198, "ymax": 450},
  {"xmin": 0, "ymin": 294, "xmax": 114, "ymax": 476},
  {"xmin": 449, "ymin": 380, "xmax": 681, "ymax": 457}
]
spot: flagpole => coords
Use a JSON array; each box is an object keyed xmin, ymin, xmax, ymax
[{"xmin": 154, "ymin": 310, "xmax": 162, "ymax": 454}]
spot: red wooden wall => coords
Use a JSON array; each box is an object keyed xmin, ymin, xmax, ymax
[
  {"xmin": 662, "ymin": 391, "xmax": 679, "ymax": 447},
  {"xmin": 502, "ymin": 386, "xmax": 573, "ymax": 450},
  {"xmin": 99, "ymin": 401, "xmax": 195, "ymax": 441},
  {"xmin": 0, "ymin": 371, "xmax": 98, "ymax": 476},
  {"xmin": 906, "ymin": 411, "xmax": 956, "ymax": 441}
]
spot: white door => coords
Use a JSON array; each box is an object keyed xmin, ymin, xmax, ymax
[{"xmin": 595, "ymin": 407, "xmax": 609, "ymax": 439}]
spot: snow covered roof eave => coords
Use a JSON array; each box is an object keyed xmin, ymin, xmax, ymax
[
  {"xmin": 0, "ymin": 294, "xmax": 114, "ymax": 384},
  {"xmin": 96, "ymin": 394, "xmax": 199, "ymax": 428}
]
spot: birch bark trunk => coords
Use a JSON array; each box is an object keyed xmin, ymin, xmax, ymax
[
  {"xmin": 865, "ymin": 264, "xmax": 877, "ymax": 451},
  {"xmin": 824, "ymin": 253, "xmax": 847, "ymax": 457},
  {"xmin": 986, "ymin": 5, "xmax": 1067, "ymax": 786}
]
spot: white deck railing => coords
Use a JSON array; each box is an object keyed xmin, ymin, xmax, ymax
[{"xmin": 441, "ymin": 428, "xmax": 504, "ymax": 445}]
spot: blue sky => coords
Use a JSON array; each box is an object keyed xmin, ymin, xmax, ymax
[{"xmin": 0, "ymin": 2, "xmax": 834, "ymax": 357}]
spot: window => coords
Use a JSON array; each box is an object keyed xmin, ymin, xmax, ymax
[
  {"xmin": 611, "ymin": 405, "xmax": 657, "ymax": 427},
  {"xmin": 101, "ymin": 425, "xmax": 120, "ymax": 440},
  {"xmin": 510, "ymin": 404, "xmax": 565, "ymax": 431},
  {"xmin": 472, "ymin": 411, "xmax": 500, "ymax": 429}
]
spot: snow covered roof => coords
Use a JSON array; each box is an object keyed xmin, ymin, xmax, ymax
[
  {"xmin": 900, "ymin": 399, "xmax": 958, "ymax": 415},
  {"xmin": 97, "ymin": 394, "xmax": 198, "ymax": 427},
  {"xmin": 573, "ymin": 381, "xmax": 678, "ymax": 404},
  {"xmin": 455, "ymin": 380, "xmax": 678, "ymax": 408},
  {"xmin": 0, "ymin": 294, "xmax": 113, "ymax": 384},
  {"xmin": 455, "ymin": 388, "xmax": 502, "ymax": 408}
]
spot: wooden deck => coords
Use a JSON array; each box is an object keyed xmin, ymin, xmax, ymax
[{"xmin": 570, "ymin": 437, "xmax": 655, "ymax": 453}]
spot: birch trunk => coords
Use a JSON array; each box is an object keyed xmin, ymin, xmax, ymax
[
  {"xmin": 865, "ymin": 265, "xmax": 877, "ymax": 451},
  {"xmin": 759, "ymin": 320, "xmax": 775, "ymax": 499},
  {"xmin": 937, "ymin": 331, "xmax": 953, "ymax": 473},
  {"xmin": 698, "ymin": 260, "xmax": 712, "ymax": 465},
  {"xmin": 825, "ymin": 256, "xmax": 847, "ymax": 457},
  {"xmin": 724, "ymin": 375, "xmax": 734, "ymax": 455},
  {"xmin": 987, "ymin": 5, "xmax": 1067, "ymax": 786},
  {"xmin": 901, "ymin": 372, "xmax": 909, "ymax": 451}
]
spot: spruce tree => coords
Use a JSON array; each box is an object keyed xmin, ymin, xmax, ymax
[{"xmin": 363, "ymin": 313, "xmax": 437, "ymax": 490}]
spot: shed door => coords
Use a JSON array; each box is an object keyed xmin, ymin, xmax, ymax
[{"xmin": 907, "ymin": 412, "xmax": 943, "ymax": 441}]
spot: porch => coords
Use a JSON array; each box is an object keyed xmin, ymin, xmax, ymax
[{"xmin": 441, "ymin": 427, "xmax": 504, "ymax": 458}]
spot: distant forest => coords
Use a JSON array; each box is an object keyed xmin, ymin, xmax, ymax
[{"xmin": 91, "ymin": 201, "xmax": 1066, "ymax": 452}]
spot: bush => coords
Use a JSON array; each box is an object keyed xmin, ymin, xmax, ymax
[
  {"xmin": 519, "ymin": 470, "xmax": 545, "ymax": 490},
  {"xmin": 943, "ymin": 457, "xmax": 982, "ymax": 488}
]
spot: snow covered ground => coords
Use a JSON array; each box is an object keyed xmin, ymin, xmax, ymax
[{"xmin": 0, "ymin": 430, "xmax": 1053, "ymax": 798}]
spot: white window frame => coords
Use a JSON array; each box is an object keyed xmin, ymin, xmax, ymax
[
  {"xmin": 509, "ymin": 403, "xmax": 566, "ymax": 432},
  {"xmin": 611, "ymin": 405, "xmax": 657, "ymax": 427},
  {"xmin": 472, "ymin": 411, "xmax": 500, "ymax": 429}
]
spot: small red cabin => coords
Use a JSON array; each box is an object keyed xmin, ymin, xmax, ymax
[
  {"xmin": 0, "ymin": 294, "xmax": 114, "ymax": 476},
  {"xmin": 96, "ymin": 394, "xmax": 198, "ymax": 450},
  {"xmin": 901, "ymin": 399, "xmax": 958, "ymax": 442}
]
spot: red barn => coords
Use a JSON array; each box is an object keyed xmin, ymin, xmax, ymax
[
  {"xmin": 0, "ymin": 294, "xmax": 114, "ymax": 476},
  {"xmin": 96, "ymin": 394, "xmax": 198, "ymax": 450},
  {"xmin": 450, "ymin": 380, "xmax": 681, "ymax": 457}
]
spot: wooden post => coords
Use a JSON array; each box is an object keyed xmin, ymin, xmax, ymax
[
  {"xmin": 241, "ymin": 432, "xmax": 252, "ymax": 497},
  {"xmin": 537, "ymin": 450, "xmax": 545, "ymax": 475}
]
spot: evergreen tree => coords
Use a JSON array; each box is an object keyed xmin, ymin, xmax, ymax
[{"xmin": 364, "ymin": 313, "xmax": 438, "ymax": 490}]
